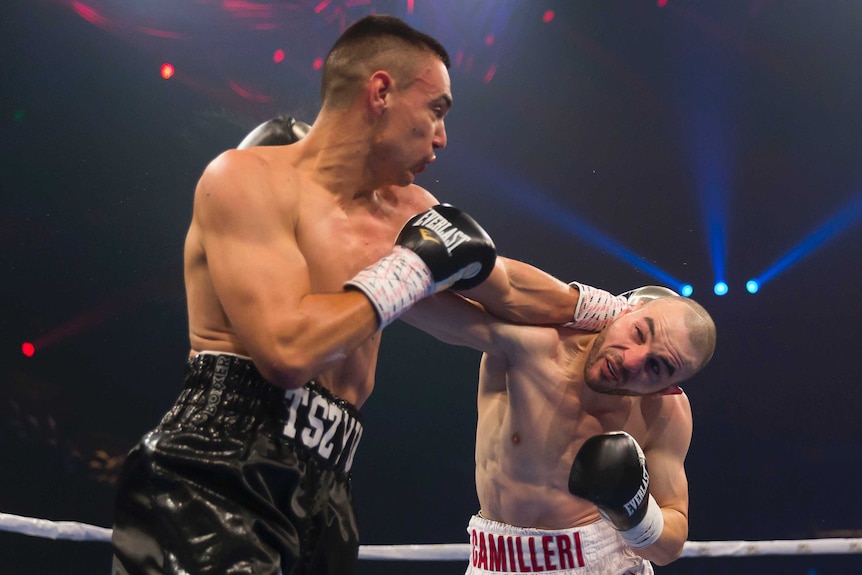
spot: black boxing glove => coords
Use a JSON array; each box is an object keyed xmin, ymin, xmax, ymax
[
  {"xmin": 568, "ymin": 431, "xmax": 664, "ymax": 548},
  {"xmin": 237, "ymin": 115, "xmax": 311, "ymax": 149},
  {"xmin": 345, "ymin": 204, "xmax": 496, "ymax": 329}
]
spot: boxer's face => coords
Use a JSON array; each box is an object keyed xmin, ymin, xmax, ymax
[
  {"xmin": 377, "ymin": 55, "xmax": 451, "ymax": 186},
  {"xmin": 583, "ymin": 299, "xmax": 700, "ymax": 396}
]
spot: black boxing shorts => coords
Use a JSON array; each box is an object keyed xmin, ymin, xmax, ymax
[{"xmin": 111, "ymin": 352, "xmax": 364, "ymax": 575}]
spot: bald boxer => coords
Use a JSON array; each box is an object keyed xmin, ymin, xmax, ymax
[
  {"xmin": 402, "ymin": 288, "xmax": 716, "ymax": 574},
  {"xmin": 109, "ymin": 14, "xmax": 632, "ymax": 575}
]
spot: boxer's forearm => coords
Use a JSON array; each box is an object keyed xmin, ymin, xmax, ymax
[
  {"xmin": 633, "ymin": 508, "xmax": 687, "ymax": 565},
  {"xmin": 458, "ymin": 256, "xmax": 577, "ymax": 325}
]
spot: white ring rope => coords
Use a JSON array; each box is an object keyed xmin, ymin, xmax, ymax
[
  {"xmin": 0, "ymin": 512, "xmax": 111, "ymax": 542},
  {"xmin": 1, "ymin": 512, "xmax": 860, "ymax": 559}
]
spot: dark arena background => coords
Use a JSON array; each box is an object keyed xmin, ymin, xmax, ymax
[{"xmin": 3, "ymin": 1, "xmax": 862, "ymax": 573}]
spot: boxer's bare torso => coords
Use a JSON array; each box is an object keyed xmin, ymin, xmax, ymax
[
  {"xmin": 475, "ymin": 327, "xmax": 692, "ymax": 529},
  {"xmin": 184, "ymin": 144, "xmax": 436, "ymax": 407}
]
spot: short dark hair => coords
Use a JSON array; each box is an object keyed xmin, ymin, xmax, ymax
[{"xmin": 321, "ymin": 14, "xmax": 450, "ymax": 107}]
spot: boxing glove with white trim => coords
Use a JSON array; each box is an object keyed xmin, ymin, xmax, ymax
[
  {"xmin": 568, "ymin": 431, "xmax": 664, "ymax": 548},
  {"xmin": 346, "ymin": 204, "xmax": 496, "ymax": 329}
]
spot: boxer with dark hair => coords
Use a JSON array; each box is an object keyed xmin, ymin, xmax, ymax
[
  {"xmin": 109, "ymin": 14, "xmax": 623, "ymax": 575},
  {"xmin": 403, "ymin": 288, "xmax": 716, "ymax": 574}
]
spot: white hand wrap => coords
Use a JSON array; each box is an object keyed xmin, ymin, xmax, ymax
[
  {"xmin": 617, "ymin": 494, "xmax": 664, "ymax": 548},
  {"xmin": 564, "ymin": 282, "xmax": 630, "ymax": 331},
  {"xmin": 345, "ymin": 246, "xmax": 435, "ymax": 330}
]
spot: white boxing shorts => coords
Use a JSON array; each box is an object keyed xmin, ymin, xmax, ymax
[{"xmin": 465, "ymin": 514, "xmax": 654, "ymax": 575}]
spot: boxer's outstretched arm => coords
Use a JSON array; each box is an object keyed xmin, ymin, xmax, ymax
[
  {"xmin": 191, "ymin": 153, "xmax": 493, "ymax": 389},
  {"xmin": 460, "ymin": 257, "xmax": 639, "ymax": 330},
  {"xmin": 233, "ymin": 118, "xmax": 582, "ymax": 328},
  {"xmin": 458, "ymin": 256, "xmax": 579, "ymax": 325}
]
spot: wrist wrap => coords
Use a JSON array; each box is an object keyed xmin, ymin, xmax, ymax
[
  {"xmin": 617, "ymin": 494, "xmax": 664, "ymax": 548},
  {"xmin": 345, "ymin": 246, "xmax": 434, "ymax": 330},
  {"xmin": 564, "ymin": 282, "xmax": 629, "ymax": 331}
]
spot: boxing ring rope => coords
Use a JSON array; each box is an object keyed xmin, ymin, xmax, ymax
[{"xmin": 1, "ymin": 512, "xmax": 861, "ymax": 559}]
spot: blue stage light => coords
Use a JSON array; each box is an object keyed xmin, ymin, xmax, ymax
[
  {"xmin": 679, "ymin": 82, "xmax": 730, "ymax": 307},
  {"xmin": 680, "ymin": 284, "xmax": 693, "ymax": 297},
  {"xmin": 714, "ymin": 282, "xmax": 728, "ymax": 296},
  {"xmin": 746, "ymin": 279, "xmax": 759, "ymax": 294},
  {"xmin": 751, "ymin": 192, "xmax": 862, "ymax": 288},
  {"xmin": 466, "ymin": 153, "xmax": 687, "ymax": 288}
]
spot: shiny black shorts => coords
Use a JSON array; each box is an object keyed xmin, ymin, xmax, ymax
[{"xmin": 111, "ymin": 353, "xmax": 364, "ymax": 575}]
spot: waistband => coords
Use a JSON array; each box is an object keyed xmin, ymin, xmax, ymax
[
  {"xmin": 158, "ymin": 353, "xmax": 364, "ymax": 474},
  {"xmin": 467, "ymin": 514, "xmax": 646, "ymax": 574}
]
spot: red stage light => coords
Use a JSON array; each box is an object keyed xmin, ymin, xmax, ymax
[
  {"xmin": 22, "ymin": 342, "xmax": 35, "ymax": 357},
  {"xmin": 273, "ymin": 49, "xmax": 285, "ymax": 63},
  {"xmin": 70, "ymin": 1, "xmax": 108, "ymax": 29},
  {"xmin": 160, "ymin": 63, "xmax": 175, "ymax": 79},
  {"xmin": 543, "ymin": 10, "xmax": 555, "ymax": 23},
  {"xmin": 484, "ymin": 64, "xmax": 497, "ymax": 84}
]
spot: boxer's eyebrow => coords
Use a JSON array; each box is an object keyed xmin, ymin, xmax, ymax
[{"xmin": 645, "ymin": 317, "xmax": 677, "ymax": 376}]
